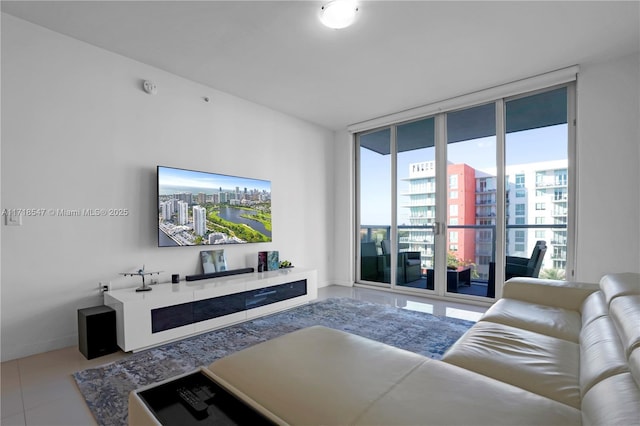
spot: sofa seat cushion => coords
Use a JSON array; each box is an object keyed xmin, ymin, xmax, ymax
[
  {"xmin": 442, "ymin": 321, "xmax": 580, "ymax": 408},
  {"xmin": 355, "ymin": 358, "xmax": 581, "ymax": 426},
  {"xmin": 480, "ymin": 298, "xmax": 581, "ymax": 342}
]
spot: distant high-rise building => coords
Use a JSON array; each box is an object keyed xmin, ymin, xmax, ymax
[
  {"xmin": 160, "ymin": 201, "xmax": 173, "ymax": 221},
  {"xmin": 474, "ymin": 173, "xmax": 498, "ymax": 280},
  {"xmin": 446, "ymin": 163, "xmax": 477, "ymax": 267},
  {"xmin": 402, "ymin": 159, "xmax": 568, "ymax": 279},
  {"xmin": 178, "ymin": 201, "xmax": 189, "ymax": 225},
  {"xmin": 401, "ymin": 161, "xmax": 476, "ymax": 271},
  {"xmin": 193, "ymin": 206, "xmax": 206, "ymax": 236},
  {"xmin": 504, "ymin": 160, "xmax": 568, "ymax": 272},
  {"xmin": 174, "ymin": 192, "xmax": 192, "ymax": 205}
]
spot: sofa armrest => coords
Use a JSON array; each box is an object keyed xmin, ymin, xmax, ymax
[{"xmin": 503, "ymin": 277, "xmax": 600, "ymax": 311}]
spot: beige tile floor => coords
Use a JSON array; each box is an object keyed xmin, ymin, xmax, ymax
[{"xmin": 1, "ymin": 285, "xmax": 487, "ymax": 425}]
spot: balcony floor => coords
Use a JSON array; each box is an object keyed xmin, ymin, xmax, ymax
[{"xmin": 399, "ymin": 278, "xmax": 490, "ymax": 298}]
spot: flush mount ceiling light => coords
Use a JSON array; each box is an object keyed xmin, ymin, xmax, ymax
[{"xmin": 320, "ymin": 0, "xmax": 359, "ymax": 29}]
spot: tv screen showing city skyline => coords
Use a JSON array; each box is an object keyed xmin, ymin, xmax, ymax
[{"xmin": 157, "ymin": 166, "xmax": 272, "ymax": 247}]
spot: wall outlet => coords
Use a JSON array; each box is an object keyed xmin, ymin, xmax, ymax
[
  {"xmin": 99, "ymin": 282, "xmax": 111, "ymax": 292},
  {"xmin": 5, "ymin": 213, "xmax": 22, "ymax": 226}
]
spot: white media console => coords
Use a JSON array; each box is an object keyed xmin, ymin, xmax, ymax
[{"xmin": 103, "ymin": 268, "xmax": 317, "ymax": 352}]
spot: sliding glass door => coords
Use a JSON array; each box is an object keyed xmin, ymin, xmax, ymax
[
  {"xmin": 356, "ymin": 83, "xmax": 574, "ymax": 300},
  {"xmin": 395, "ymin": 117, "xmax": 436, "ymax": 290},
  {"xmin": 358, "ymin": 118, "xmax": 439, "ymax": 290},
  {"xmin": 445, "ymin": 104, "xmax": 497, "ymax": 297}
]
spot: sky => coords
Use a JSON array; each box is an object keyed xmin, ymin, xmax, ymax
[
  {"xmin": 361, "ymin": 124, "xmax": 568, "ymax": 225},
  {"xmin": 158, "ymin": 166, "xmax": 271, "ymax": 195}
]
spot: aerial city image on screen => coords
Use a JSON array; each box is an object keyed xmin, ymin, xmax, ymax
[{"xmin": 158, "ymin": 166, "xmax": 272, "ymax": 247}]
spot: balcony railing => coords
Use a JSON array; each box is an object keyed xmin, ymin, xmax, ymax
[{"xmin": 360, "ymin": 223, "xmax": 568, "ymax": 292}]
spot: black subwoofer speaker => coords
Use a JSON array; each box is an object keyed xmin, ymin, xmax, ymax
[{"xmin": 78, "ymin": 305, "xmax": 118, "ymax": 359}]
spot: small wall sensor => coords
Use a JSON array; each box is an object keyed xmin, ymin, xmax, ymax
[{"xmin": 143, "ymin": 80, "xmax": 158, "ymax": 95}]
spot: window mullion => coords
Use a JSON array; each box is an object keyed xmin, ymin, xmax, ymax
[
  {"xmin": 566, "ymin": 82, "xmax": 577, "ymax": 279},
  {"xmin": 495, "ymin": 100, "xmax": 506, "ymax": 298},
  {"xmin": 390, "ymin": 125, "xmax": 398, "ymax": 287},
  {"xmin": 434, "ymin": 113, "xmax": 447, "ymax": 296}
]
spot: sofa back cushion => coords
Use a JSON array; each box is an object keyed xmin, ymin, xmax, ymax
[
  {"xmin": 579, "ymin": 315, "xmax": 629, "ymax": 395},
  {"xmin": 581, "ymin": 291, "xmax": 608, "ymax": 327},
  {"xmin": 610, "ymin": 295, "xmax": 640, "ymax": 357},
  {"xmin": 581, "ymin": 370, "xmax": 640, "ymax": 426},
  {"xmin": 599, "ymin": 272, "xmax": 640, "ymax": 305},
  {"xmin": 580, "ymin": 273, "xmax": 640, "ymax": 425}
]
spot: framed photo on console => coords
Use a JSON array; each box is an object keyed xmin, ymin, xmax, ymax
[
  {"xmin": 213, "ymin": 249, "xmax": 227, "ymax": 272},
  {"xmin": 200, "ymin": 250, "xmax": 227, "ymax": 273}
]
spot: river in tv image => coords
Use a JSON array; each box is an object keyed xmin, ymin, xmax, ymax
[
  {"xmin": 218, "ymin": 206, "xmax": 271, "ymax": 238},
  {"xmin": 159, "ymin": 230, "xmax": 178, "ymax": 246}
]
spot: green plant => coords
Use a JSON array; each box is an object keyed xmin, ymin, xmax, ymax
[
  {"xmin": 539, "ymin": 268, "xmax": 566, "ymax": 280},
  {"xmin": 447, "ymin": 251, "xmax": 478, "ymax": 278}
]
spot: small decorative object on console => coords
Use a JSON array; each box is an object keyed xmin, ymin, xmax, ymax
[
  {"xmin": 279, "ymin": 260, "xmax": 293, "ymax": 269},
  {"xmin": 258, "ymin": 251, "xmax": 267, "ymax": 272},
  {"xmin": 120, "ymin": 265, "xmax": 163, "ymax": 292},
  {"xmin": 267, "ymin": 251, "xmax": 279, "ymax": 271}
]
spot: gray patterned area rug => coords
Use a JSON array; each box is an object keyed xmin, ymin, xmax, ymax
[{"xmin": 73, "ymin": 297, "xmax": 475, "ymax": 426}]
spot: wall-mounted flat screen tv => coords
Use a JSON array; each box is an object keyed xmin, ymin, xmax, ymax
[{"xmin": 158, "ymin": 166, "xmax": 272, "ymax": 247}]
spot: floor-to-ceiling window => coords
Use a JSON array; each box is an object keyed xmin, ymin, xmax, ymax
[
  {"xmin": 355, "ymin": 75, "xmax": 576, "ymax": 300},
  {"xmin": 445, "ymin": 103, "xmax": 497, "ymax": 297},
  {"xmin": 396, "ymin": 118, "xmax": 436, "ymax": 289},
  {"xmin": 358, "ymin": 128, "xmax": 391, "ymax": 285},
  {"xmin": 504, "ymin": 86, "xmax": 571, "ymax": 281}
]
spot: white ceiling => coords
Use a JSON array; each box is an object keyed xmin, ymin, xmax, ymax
[{"xmin": 2, "ymin": 1, "xmax": 639, "ymax": 131}]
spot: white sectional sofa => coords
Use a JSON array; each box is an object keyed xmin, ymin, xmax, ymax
[
  {"xmin": 129, "ymin": 273, "xmax": 640, "ymax": 425},
  {"xmin": 443, "ymin": 272, "xmax": 640, "ymax": 425}
]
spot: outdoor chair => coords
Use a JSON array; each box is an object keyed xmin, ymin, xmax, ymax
[
  {"xmin": 505, "ymin": 240, "xmax": 547, "ymax": 280},
  {"xmin": 360, "ymin": 241, "xmax": 380, "ymax": 281},
  {"xmin": 381, "ymin": 240, "xmax": 422, "ymax": 284},
  {"xmin": 487, "ymin": 240, "xmax": 547, "ymax": 297}
]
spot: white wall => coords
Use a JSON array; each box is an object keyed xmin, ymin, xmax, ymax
[
  {"xmin": 0, "ymin": 14, "xmax": 335, "ymax": 361},
  {"xmin": 332, "ymin": 52, "xmax": 640, "ymax": 288},
  {"xmin": 575, "ymin": 52, "xmax": 640, "ymax": 281},
  {"xmin": 331, "ymin": 129, "xmax": 354, "ymax": 287}
]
